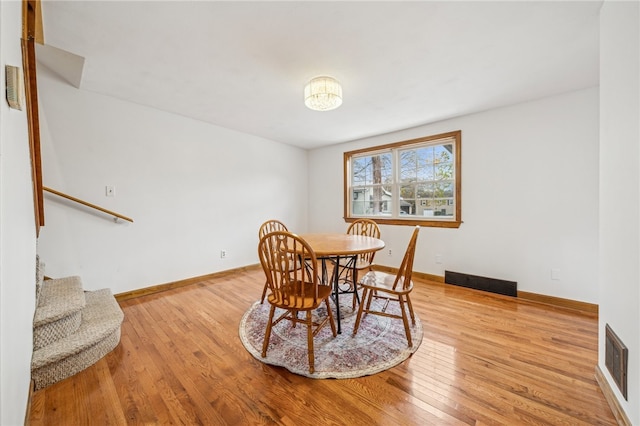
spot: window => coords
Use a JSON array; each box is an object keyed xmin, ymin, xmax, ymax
[{"xmin": 344, "ymin": 131, "xmax": 461, "ymax": 228}]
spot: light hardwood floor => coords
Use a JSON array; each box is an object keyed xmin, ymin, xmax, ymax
[{"xmin": 28, "ymin": 267, "xmax": 616, "ymax": 425}]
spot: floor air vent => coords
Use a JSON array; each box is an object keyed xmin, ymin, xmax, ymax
[
  {"xmin": 444, "ymin": 270, "xmax": 517, "ymax": 297},
  {"xmin": 605, "ymin": 324, "xmax": 628, "ymax": 400}
]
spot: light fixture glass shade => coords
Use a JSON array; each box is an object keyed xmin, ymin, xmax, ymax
[{"xmin": 304, "ymin": 76, "xmax": 343, "ymax": 111}]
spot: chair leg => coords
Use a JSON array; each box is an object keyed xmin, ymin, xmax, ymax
[
  {"xmin": 406, "ymin": 293, "xmax": 416, "ymax": 324},
  {"xmin": 351, "ymin": 269, "xmax": 359, "ymax": 310},
  {"xmin": 260, "ymin": 280, "xmax": 268, "ymax": 304},
  {"xmin": 306, "ymin": 311, "xmax": 315, "ymax": 373},
  {"xmin": 398, "ymin": 295, "xmax": 413, "ymax": 347},
  {"xmin": 353, "ymin": 287, "xmax": 369, "ymax": 335},
  {"xmin": 365, "ymin": 286, "xmax": 375, "ymax": 310},
  {"xmin": 261, "ymin": 305, "xmax": 277, "ymax": 357},
  {"xmin": 325, "ymin": 298, "xmax": 337, "ymax": 337}
]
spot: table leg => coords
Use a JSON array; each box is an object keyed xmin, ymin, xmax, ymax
[
  {"xmin": 333, "ymin": 255, "xmax": 342, "ymax": 334},
  {"xmin": 321, "ymin": 257, "xmax": 328, "ymax": 285},
  {"xmin": 352, "ymin": 261, "xmax": 361, "ymax": 308}
]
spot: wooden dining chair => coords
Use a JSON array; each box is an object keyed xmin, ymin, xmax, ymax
[
  {"xmin": 258, "ymin": 230, "xmax": 337, "ymax": 373},
  {"xmin": 334, "ymin": 219, "xmax": 381, "ymax": 309},
  {"xmin": 258, "ymin": 220, "xmax": 289, "ymax": 303},
  {"xmin": 353, "ymin": 225, "xmax": 420, "ymax": 347}
]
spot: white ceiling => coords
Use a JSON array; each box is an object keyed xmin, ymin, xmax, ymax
[{"xmin": 38, "ymin": 1, "xmax": 602, "ymax": 149}]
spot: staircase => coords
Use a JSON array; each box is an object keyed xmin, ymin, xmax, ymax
[{"xmin": 32, "ymin": 263, "xmax": 124, "ymax": 390}]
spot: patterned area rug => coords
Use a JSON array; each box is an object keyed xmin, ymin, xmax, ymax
[{"xmin": 239, "ymin": 295, "xmax": 423, "ymax": 379}]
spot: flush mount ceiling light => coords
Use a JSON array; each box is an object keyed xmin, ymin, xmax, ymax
[{"xmin": 304, "ymin": 76, "xmax": 342, "ymax": 111}]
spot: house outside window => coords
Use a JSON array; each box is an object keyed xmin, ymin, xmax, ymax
[{"xmin": 344, "ymin": 130, "xmax": 462, "ymax": 228}]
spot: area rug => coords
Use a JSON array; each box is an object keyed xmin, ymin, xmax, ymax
[{"xmin": 239, "ymin": 295, "xmax": 423, "ymax": 379}]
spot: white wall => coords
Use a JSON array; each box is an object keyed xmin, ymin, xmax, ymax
[
  {"xmin": 599, "ymin": 0, "xmax": 639, "ymax": 423},
  {"xmin": 309, "ymin": 88, "xmax": 600, "ymax": 304},
  {"xmin": 36, "ymin": 64, "xmax": 309, "ymax": 294},
  {"xmin": 0, "ymin": 1, "xmax": 39, "ymax": 424}
]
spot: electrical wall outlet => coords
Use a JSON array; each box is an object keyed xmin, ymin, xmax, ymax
[
  {"xmin": 220, "ymin": 250, "xmax": 227, "ymax": 259},
  {"xmin": 388, "ymin": 249, "xmax": 392, "ymax": 256},
  {"xmin": 435, "ymin": 254, "xmax": 443, "ymax": 264},
  {"xmin": 105, "ymin": 186, "xmax": 115, "ymax": 197}
]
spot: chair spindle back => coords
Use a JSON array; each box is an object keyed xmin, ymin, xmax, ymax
[
  {"xmin": 258, "ymin": 231, "xmax": 320, "ymax": 306},
  {"xmin": 392, "ymin": 226, "xmax": 420, "ymax": 291}
]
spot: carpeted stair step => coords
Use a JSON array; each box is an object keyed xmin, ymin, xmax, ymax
[
  {"xmin": 33, "ymin": 276, "xmax": 86, "ymax": 350},
  {"xmin": 31, "ymin": 288, "xmax": 124, "ymax": 390}
]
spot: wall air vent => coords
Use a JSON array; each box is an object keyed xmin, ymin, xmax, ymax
[
  {"xmin": 605, "ymin": 324, "xmax": 628, "ymax": 400},
  {"xmin": 444, "ymin": 270, "xmax": 517, "ymax": 297}
]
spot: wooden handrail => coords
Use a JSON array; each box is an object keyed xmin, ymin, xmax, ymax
[{"xmin": 43, "ymin": 186, "xmax": 134, "ymax": 223}]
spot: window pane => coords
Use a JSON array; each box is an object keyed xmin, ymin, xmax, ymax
[
  {"xmin": 350, "ymin": 183, "xmax": 394, "ymax": 216},
  {"xmin": 432, "ymin": 198, "xmax": 453, "ymax": 216},
  {"xmin": 400, "ymin": 184, "xmax": 416, "ymax": 199},
  {"xmin": 400, "ymin": 199, "xmax": 415, "ymax": 216},
  {"xmin": 416, "ymin": 183, "xmax": 431, "ymax": 198},
  {"xmin": 435, "ymin": 147, "xmax": 452, "ymax": 170},
  {"xmin": 434, "ymin": 181, "xmax": 454, "ymax": 198},
  {"xmin": 351, "ymin": 157, "xmax": 368, "ymax": 185},
  {"xmin": 351, "ymin": 188, "xmax": 367, "ymax": 215},
  {"xmin": 399, "ymin": 150, "xmax": 417, "ymax": 180},
  {"xmin": 352, "ymin": 153, "xmax": 392, "ymax": 186},
  {"xmin": 417, "ymin": 162, "xmax": 433, "ymax": 180}
]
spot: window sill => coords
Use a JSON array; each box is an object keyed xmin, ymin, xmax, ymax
[{"xmin": 346, "ymin": 217, "xmax": 462, "ymax": 228}]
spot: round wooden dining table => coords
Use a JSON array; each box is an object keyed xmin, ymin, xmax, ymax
[{"xmin": 299, "ymin": 233, "xmax": 385, "ymax": 333}]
